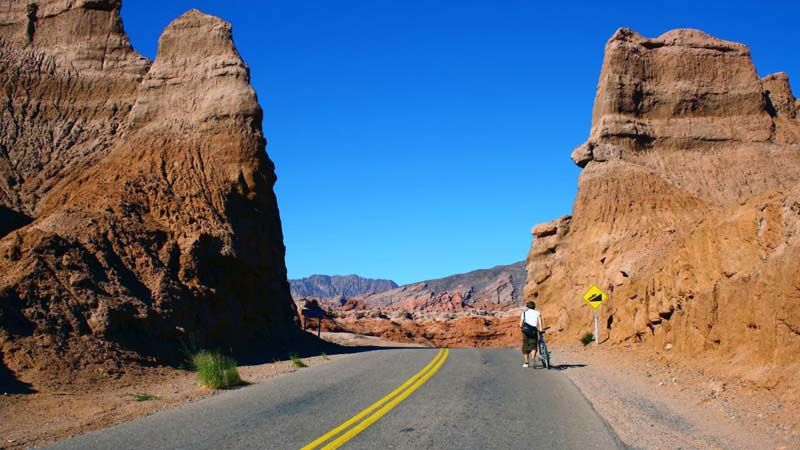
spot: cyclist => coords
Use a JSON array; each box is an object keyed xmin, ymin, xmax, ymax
[{"xmin": 520, "ymin": 301, "xmax": 544, "ymax": 368}]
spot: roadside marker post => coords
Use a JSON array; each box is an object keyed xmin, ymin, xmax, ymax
[
  {"xmin": 301, "ymin": 304, "xmax": 326, "ymax": 338},
  {"xmin": 582, "ymin": 285, "xmax": 608, "ymax": 345}
]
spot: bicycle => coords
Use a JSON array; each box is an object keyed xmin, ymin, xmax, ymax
[{"xmin": 538, "ymin": 327, "xmax": 551, "ymax": 369}]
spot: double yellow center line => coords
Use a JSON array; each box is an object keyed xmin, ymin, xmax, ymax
[{"xmin": 301, "ymin": 348, "xmax": 449, "ymax": 450}]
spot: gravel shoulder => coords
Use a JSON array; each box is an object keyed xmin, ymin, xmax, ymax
[{"xmin": 554, "ymin": 343, "xmax": 799, "ymax": 449}]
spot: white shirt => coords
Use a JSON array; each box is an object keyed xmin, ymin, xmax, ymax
[{"xmin": 521, "ymin": 309, "xmax": 541, "ymax": 327}]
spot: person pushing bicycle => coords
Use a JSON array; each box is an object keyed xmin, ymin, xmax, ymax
[{"xmin": 520, "ymin": 301, "xmax": 544, "ymax": 368}]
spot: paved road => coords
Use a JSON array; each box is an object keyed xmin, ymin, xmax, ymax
[{"xmin": 46, "ymin": 348, "xmax": 623, "ymax": 450}]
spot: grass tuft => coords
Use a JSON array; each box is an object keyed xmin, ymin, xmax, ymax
[
  {"xmin": 290, "ymin": 353, "xmax": 307, "ymax": 368},
  {"xmin": 192, "ymin": 350, "xmax": 243, "ymax": 389},
  {"xmin": 580, "ymin": 332, "xmax": 594, "ymax": 346},
  {"xmin": 132, "ymin": 392, "xmax": 157, "ymax": 402},
  {"xmin": 321, "ymin": 352, "xmax": 329, "ymax": 361}
]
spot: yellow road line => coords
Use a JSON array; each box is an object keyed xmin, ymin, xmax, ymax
[
  {"xmin": 321, "ymin": 348, "xmax": 449, "ymax": 450},
  {"xmin": 300, "ymin": 348, "xmax": 448, "ymax": 450}
]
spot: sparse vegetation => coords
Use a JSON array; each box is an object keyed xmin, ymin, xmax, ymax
[
  {"xmin": 192, "ymin": 350, "xmax": 243, "ymax": 389},
  {"xmin": 177, "ymin": 334, "xmax": 201, "ymax": 370},
  {"xmin": 580, "ymin": 332, "xmax": 594, "ymax": 346},
  {"xmin": 290, "ymin": 353, "xmax": 307, "ymax": 368},
  {"xmin": 321, "ymin": 352, "xmax": 329, "ymax": 361},
  {"xmin": 132, "ymin": 392, "xmax": 157, "ymax": 402}
]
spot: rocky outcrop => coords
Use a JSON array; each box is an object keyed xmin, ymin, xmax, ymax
[
  {"xmin": 355, "ymin": 261, "xmax": 526, "ymax": 311},
  {"xmin": 322, "ymin": 309, "xmax": 521, "ymax": 348},
  {"xmin": 0, "ymin": 1, "xmax": 295, "ymax": 388},
  {"xmin": 290, "ymin": 275, "xmax": 398, "ymax": 301},
  {"xmin": 0, "ymin": 0, "xmax": 149, "ymax": 219},
  {"xmin": 323, "ymin": 262, "xmax": 527, "ymax": 346},
  {"xmin": 527, "ymin": 29, "xmax": 800, "ymax": 389}
]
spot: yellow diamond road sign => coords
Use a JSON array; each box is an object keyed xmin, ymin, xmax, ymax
[{"xmin": 583, "ymin": 285, "xmax": 607, "ymax": 309}]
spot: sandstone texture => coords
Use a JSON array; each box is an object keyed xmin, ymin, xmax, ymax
[
  {"xmin": 526, "ymin": 29, "xmax": 800, "ymax": 394},
  {"xmin": 0, "ymin": 1, "xmax": 296, "ymax": 388}
]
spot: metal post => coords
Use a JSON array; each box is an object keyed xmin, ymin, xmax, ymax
[
  {"xmin": 317, "ymin": 318, "xmax": 321, "ymax": 338},
  {"xmin": 594, "ymin": 309, "xmax": 599, "ymax": 345}
]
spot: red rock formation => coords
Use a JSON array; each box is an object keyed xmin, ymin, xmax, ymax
[
  {"xmin": 526, "ymin": 29, "xmax": 800, "ymax": 390},
  {"xmin": 0, "ymin": 1, "xmax": 295, "ymax": 387},
  {"xmin": 322, "ymin": 262, "xmax": 527, "ymax": 347}
]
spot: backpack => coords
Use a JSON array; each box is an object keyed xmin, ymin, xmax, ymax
[{"xmin": 522, "ymin": 321, "xmax": 538, "ymax": 338}]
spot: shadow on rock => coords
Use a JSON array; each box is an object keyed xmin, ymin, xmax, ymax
[{"xmin": 0, "ymin": 352, "xmax": 35, "ymax": 394}]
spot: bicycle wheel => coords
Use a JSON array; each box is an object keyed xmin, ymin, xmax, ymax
[{"xmin": 540, "ymin": 341, "xmax": 550, "ymax": 369}]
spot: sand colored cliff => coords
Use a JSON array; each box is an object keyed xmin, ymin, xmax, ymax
[
  {"xmin": 0, "ymin": 1, "xmax": 295, "ymax": 388},
  {"xmin": 526, "ymin": 28, "xmax": 800, "ymax": 394}
]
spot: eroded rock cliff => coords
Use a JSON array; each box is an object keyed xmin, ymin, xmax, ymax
[
  {"xmin": 0, "ymin": 1, "xmax": 296, "ymax": 387},
  {"xmin": 527, "ymin": 28, "xmax": 800, "ymax": 392}
]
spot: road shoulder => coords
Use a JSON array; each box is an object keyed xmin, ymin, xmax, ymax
[
  {"xmin": 555, "ymin": 344, "xmax": 799, "ymax": 449},
  {"xmin": 0, "ymin": 332, "xmax": 404, "ymax": 450}
]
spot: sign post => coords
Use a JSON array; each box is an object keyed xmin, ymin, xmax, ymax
[{"xmin": 582, "ymin": 284, "xmax": 608, "ymax": 345}]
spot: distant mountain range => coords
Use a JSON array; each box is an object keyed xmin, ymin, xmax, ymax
[
  {"xmin": 354, "ymin": 261, "xmax": 527, "ymax": 311},
  {"xmin": 289, "ymin": 275, "xmax": 398, "ymax": 300},
  {"xmin": 295, "ymin": 261, "xmax": 527, "ymax": 313}
]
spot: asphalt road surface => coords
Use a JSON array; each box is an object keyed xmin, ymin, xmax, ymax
[{"xmin": 45, "ymin": 348, "xmax": 623, "ymax": 450}]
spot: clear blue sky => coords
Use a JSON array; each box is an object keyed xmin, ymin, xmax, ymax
[{"xmin": 121, "ymin": 1, "xmax": 800, "ymax": 285}]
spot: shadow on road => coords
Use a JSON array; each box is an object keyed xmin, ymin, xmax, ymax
[
  {"xmin": 236, "ymin": 328, "xmax": 424, "ymax": 367},
  {"xmin": 548, "ymin": 364, "xmax": 587, "ymax": 371},
  {"xmin": 0, "ymin": 351, "xmax": 36, "ymax": 394}
]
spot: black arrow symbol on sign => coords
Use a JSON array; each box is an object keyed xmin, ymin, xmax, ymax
[{"xmin": 588, "ymin": 293, "xmax": 604, "ymax": 303}]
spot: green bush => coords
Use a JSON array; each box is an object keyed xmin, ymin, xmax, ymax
[
  {"xmin": 580, "ymin": 332, "xmax": 594, "ymax": 346},
  {"xmin": 290, "ymin": 353, "xmax": 307, "ymax": 368},
  {"xmin": 192, "ymin": 351, "xmax": 243, "ymax": 389},
  {"xmin": 132, "ymin": 392, "xmax": 157, "ymax": 402}
]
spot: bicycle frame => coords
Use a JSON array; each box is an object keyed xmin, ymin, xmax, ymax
[{"xmin": 538, "ymin": 333, "xmax": 551, "ymax": 369}]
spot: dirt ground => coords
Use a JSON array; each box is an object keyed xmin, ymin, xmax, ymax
[
  {"xmin": 553, "ymin": 343, "xmax": 800, "ymax": 450},
  {"xmin": 0, "ymin": 332, "xmax": 412, "ymax": 450}
]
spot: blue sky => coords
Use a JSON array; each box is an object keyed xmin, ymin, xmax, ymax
[{"xmin": 121, "ymin": 1, "xmax": 800, "ymax": 285}]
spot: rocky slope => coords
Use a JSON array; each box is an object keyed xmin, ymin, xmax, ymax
[
  {"xmin": 526, "ymin": 29, "xmax": 800, "ymax": 393},
  {"xmin": 322, "ymin": 262, "xmax": 526, "ymax": 346},
  {"xmin": 289, "ymin": 275, "xmax": 397, "ymax": 301},
  {"xmin": 353, "ymin": 261, "xmax": 526, "ymax": 312},
  {"xmin": 0, "ymin": 1, "xmax": 296, "ymax": 389}
]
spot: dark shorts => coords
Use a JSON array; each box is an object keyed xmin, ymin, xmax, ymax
[{"xmin": 522, "ymin": 333, "xmax": 539, "ymax": 353}]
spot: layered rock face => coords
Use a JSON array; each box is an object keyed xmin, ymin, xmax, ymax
[
  {"xmin": 527, "ymin": 29, "xmax": 800, "ymax": 389},
  {"xmin": 0, "ymin": 1, "xmax": 295, "ymax": 386}
]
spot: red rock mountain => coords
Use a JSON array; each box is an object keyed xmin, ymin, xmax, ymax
[
  {"xmin": 526, "ymin": 29, "xmax": 800, "ymax": 393},
  {"xmin": 320, "ymin": 262, "xmax": 526, "ymax": 347},
  {"xmin": 0, "ymin": 1, "xmax": 296, "ymax": 386}
]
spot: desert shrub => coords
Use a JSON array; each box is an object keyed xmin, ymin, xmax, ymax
[
  {"xmin": 192, "ymin": 351, "xmax": 243, "ymax": 389},
  {"xmin": 321, "ymin": 352, "xmax": 329, "ymax": 361},
  {"xmin": 290, "ymin": 353, "xmax": 307, "ymax": 368},
  {"xmin": 132, "ymin": 392, "xmax": 157, "ymax": 402},
  {"xmin": 177, "ymin": 334, "xmax": 201, "ymax": 370},
  {"xmin": 580, "ymin": 332, "xmax": 594, "ymax": 346}
]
